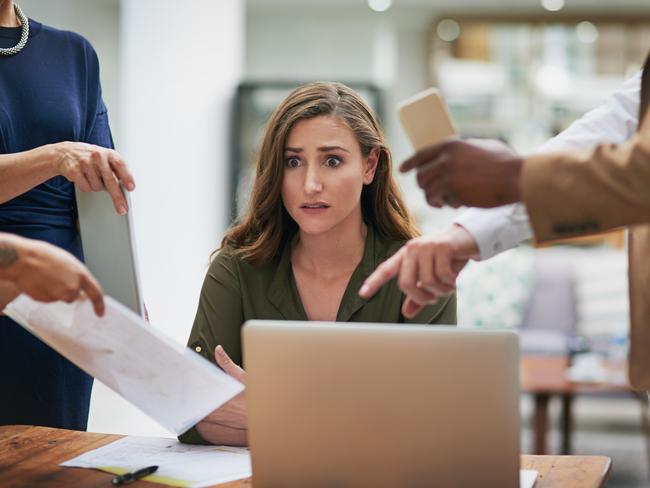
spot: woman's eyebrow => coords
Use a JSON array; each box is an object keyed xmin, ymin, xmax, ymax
[
  {"xmin": 284, "ymin": 145, "xmax": 350, "ymax": 153},
  {"xmin": 318, "ymin": 145, "xmax": 350, "ymax": 153}
]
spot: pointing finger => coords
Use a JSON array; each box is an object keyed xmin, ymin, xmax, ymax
[{"xmin": 359, "ymin": 248, "xmax": 404, "ymax": 298}]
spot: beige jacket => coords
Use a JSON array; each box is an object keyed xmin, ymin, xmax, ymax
[{"xmin": 523, "ymin": 115, "xmax": 650, "ymax": 390}]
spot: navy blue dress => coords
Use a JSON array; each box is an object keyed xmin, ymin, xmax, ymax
[{"xmin": 0, "ymin": 19, "xmax": 114, "ymax": 430}]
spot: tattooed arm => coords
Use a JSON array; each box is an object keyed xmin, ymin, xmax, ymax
[
  {"xmin": 0, "ymin": 233, "xmax": 105, "ymax": 316},
  {"xmin": 0, "ymin": 239, "xmax": 20, "ymax": 311}
]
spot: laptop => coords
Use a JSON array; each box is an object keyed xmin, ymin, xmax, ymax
[
  {"xmin": 242, "ymin": 321, "xmax": 520, "ymax": 488},
  {"xmin": 75, "ymin": 187, "xmax": 144, "ymax": 316}
]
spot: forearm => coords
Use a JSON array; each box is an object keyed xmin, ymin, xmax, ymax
[
  {"xmin": 184, "ymin": 256, "xmax": 248, "ymax": 447},
  {"xmin": 0, "ymin": 145, "xmax": 60, "ymax": 203},
  {"xmin": 0, "ymin": 232, "xmax": 105, "ymax": 315},
  {"xmin": 524, "ymin": 136, "xmax": 650, "ymax": 242},
  {"xmin": 196, "ymin": 419, "xmax": 248, "ymax": 447},
  {"xmin": 0, "ymin": 281, "xmax": 19, "ymax": 312},
  {"xmin": 455, "ymin": 73, "xmax": 639, "ymax": 259},
  {"xmin": 0, "ymin": 233, "xmax": 23, "ymax": 281}
]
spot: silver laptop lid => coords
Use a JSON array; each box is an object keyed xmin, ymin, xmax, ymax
[{"xmin": 243, "ymin": 321, "xmax": 520, "ymax": 488}]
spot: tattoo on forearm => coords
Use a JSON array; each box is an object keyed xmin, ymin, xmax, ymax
[{"xmin": 0, "ymin": 241, "xmax": 18, "ymax": 268}]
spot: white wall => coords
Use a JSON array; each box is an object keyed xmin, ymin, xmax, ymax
[
  {"xmin": 87, "ymin": 0, "xmax": 245, "ymax": 436},
  {"xmin": 245, "ymin": 4, "xmax": 461, "ymax": 233},
  {"xmin": 119, "ymin": 0, "xmax": 244, "ymax": 342}
]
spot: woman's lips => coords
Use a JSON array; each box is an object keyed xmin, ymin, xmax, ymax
[{"xmin": 300, "ymin": 203, "xmax": 330, "ymax": 214}]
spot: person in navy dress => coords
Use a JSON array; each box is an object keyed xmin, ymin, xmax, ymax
[{"xmin": 0, "ymin": 0, "xmax": 135, "ymax": 430}]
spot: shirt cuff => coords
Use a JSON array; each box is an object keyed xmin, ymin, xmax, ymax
[
  {"xmin": 178, "ymin": 425, "xmax": 211, "ymax": 445},
  {"xmin": 454, "ymin": 205, "xmax": 533, "ymax": 260}
]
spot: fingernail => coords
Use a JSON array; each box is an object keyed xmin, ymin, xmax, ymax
[
  {"xmin": 216, "ymin": 345, "xmax": 224, "ymax": 355},
  {"xmin": 359, "ymin": 284, "xmax": 368, "ymax": 296},
  {"xmin": 127, "ymin": 182, "xmax": 135, "ymax": 191},
  {"xmin": 118, "ymin": 205, "xmax": 127, "ymax": 215}
]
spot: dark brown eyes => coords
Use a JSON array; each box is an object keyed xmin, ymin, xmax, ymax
[{"xmin": 284, "ymin": 156, "xmax": 343, "ymax": 168}]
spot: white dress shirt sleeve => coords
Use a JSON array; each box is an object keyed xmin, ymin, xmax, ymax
[{"xmin": 454, "ymin": 71, "xmax": 641, "ymax": 260}]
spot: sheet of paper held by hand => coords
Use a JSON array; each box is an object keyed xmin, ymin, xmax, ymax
[
  {"xmin": 5, "ymin": 295, "xmax": 243, "ymax": 435},
  {"xmin": 61, "ymin": 436, "xmax": 251, "ymax": 488}
]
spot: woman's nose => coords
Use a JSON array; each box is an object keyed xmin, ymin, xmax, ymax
[{"xmin": 304, "ymin": 166, "xmax": 323, "ymax": 194}]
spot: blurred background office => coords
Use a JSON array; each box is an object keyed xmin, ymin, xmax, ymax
[{"xmin": 16, "ymin": 0, "xmax": 650, "ymax": 485}]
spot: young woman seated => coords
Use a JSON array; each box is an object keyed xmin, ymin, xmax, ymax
[{"xmin": 180, "ymin": 82, "xmax": 456, "ymax": 446}]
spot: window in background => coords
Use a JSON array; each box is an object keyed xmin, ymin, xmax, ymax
[{"xmin": 429, "ymin": 14, "xmax": 650, "ymax": 153}]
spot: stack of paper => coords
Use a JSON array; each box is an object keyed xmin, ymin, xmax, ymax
[{"xmin": 62, "ymin": 436, "xmax": 251, "ymax": 487}]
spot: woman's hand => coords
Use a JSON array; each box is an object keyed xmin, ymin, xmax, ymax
[
  {"xmin": 50, "ymin": 142, "xmax": 136, "ymax": 215},
  {"xmin": 214, "ymin": 345, "xmax": 247, "ymax": 384},
  {"xmin": 0, "ymin": 234, "xmax": 105, "ymax": 315},
  {"xmin": 196, "ymin": 346, "xmax": 248, "ymax": 446}
]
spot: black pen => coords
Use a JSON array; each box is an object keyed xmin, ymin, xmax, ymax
[{"xmin": 111, "ymin": 465, "xmax": 159, "ymax": 485}]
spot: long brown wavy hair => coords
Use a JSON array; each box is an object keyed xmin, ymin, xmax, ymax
[{"xmin": 221, "ymin": 81, "xmax": 419, "ymax": 265}]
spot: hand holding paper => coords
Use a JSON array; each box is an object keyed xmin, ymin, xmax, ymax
[{"xmin": 4, "ymin": 295, "xmax": 243, "ymax": 435}]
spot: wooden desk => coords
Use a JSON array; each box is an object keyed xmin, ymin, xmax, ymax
[
  {"xmin": 0, "ymin": 425, "xmax": 611, "ymax": 488},
  {"xmin": 520, "ymin": 355, "xmax": 634, "ymax": 455}
]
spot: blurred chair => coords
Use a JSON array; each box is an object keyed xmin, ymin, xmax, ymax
[
  {"xmin": 519, "ymin": 247, "xmax": 643, "ymax": 469},
  {"xmin": 519, "ymin": 249, "xmax": 577, "ymax": 356}
]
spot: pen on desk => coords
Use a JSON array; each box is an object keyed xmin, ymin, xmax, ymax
[{"xmin": 111, "ymin": 465, "xmax": 159, "ymax": 485}]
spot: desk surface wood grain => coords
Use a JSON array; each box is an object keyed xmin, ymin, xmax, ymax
[{"xmin": 0, "ymin": 425, "xmax": 611, "ymax": 488}]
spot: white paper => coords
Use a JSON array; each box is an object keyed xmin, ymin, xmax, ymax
[
  {"xmin": 63, "ymin": 435, "xmax": 534, "ymax": 488},
  {"xmin": 61, "ymin": 436, "xmax": 251, "ymax": 488},
  {"xmin": 520, "ymin": 469, "xmax": 538, "ymax": 488},
  {"xmin": 5, "ymin": 294, "xmax": 243, "ymax": 435}
]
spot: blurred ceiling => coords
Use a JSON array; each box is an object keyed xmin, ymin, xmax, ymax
[{"xmin": 247, "ymin": 0, "xmax": 650, "ymax": 13}]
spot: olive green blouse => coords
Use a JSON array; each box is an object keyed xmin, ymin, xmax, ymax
[{"xmin": 180, "ymin": 225, "xmax": 456, "ymax": 444}]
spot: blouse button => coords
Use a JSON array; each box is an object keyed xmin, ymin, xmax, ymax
[{"xmin": 195, "ymin": 345, "xmax": 202, "ymax": 353}]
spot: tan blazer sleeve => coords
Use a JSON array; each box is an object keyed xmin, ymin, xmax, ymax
[{"xmin": 523, "ymin": 132, "xmax": 650, "ymax": 243}]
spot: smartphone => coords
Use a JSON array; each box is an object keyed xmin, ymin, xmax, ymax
[{"xmin": 398, "ymin": 87, "xmax": 457, "ymax": 151}]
